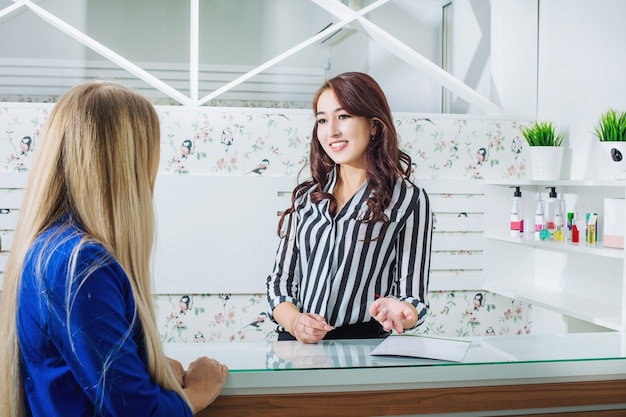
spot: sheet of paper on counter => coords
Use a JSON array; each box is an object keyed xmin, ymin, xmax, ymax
[{"xmin": 371, "ymin": 334, "xmax": 471, "ymax": 362}]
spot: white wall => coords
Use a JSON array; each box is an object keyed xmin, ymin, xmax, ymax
[
  {"xmin": 84, "ymin": 0, "xmax": 330, "ymax": 67},
  {"xmin": 86, "ymin": 0, "xmax": 191, "ymax": 63},
  {"xmin": 491, "ymin": 0, "xmax": 538, "ymax": 118},
  {"xmin": 0, "ymin": 0, "xmax": 87, "ymax": 60},
  {"xmin": 0, "ymin": 0, "xmax": 442, "ymax": 111},
  {"xmin": 536, "ymin": 0, "xmax": 626, "ymax": 180},
  {"xmin": 448, "ymin": 0, "xmax": 492, "ymax": 114},
  {"xmin": 5, "ymin": 0, "xmax": 623, "ymax": 125},
  {"xmin": 367, "ymin": 0, "xmax": 443, "ymax": 113}
]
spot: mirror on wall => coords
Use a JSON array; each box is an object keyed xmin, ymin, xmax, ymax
[{"xmin": 0, "ymin": 0, "xmax": 499, "ymax": 114}]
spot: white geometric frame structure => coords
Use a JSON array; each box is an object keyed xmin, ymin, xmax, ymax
[{"xmin": 1, "ymin": 0, "xmax": 502, "ymax": 113}]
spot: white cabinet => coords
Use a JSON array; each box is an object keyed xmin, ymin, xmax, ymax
[{"xmin": 483, "ymin": 180, "xmax": 626, "ymax": 332}]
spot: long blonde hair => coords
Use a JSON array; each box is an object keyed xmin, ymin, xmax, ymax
[{"xmin": 0, "ymin": 81, "xmax": 188, "ymax": 415}]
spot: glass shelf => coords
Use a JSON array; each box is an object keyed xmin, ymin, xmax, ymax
[
  {"xmin": 484, "ymin": 179, "xmax": 626, "ymax": 188},
  {"xmin": 484, "ymin": 180, "xmax": 626, "ymax": 333},
  {"xmin": 483, "ymin": 280, "xmax": 623, "ymax": 331},
  {"xmin": 485, "ymin": 233, "xmax": 624, "ymax": 259}
]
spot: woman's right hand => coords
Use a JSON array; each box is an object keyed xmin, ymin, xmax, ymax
[
  {"xmin": 183, "ymin": 356, "xmax": 228, "ymax": 414},
  {"xmin": 290, "ymin": 312, "xmax": 334, "ymax": 344}
]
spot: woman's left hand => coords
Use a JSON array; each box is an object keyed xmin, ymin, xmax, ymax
[
  {"xmin": 167, "ymin": 356, "xmax": 186, "ymax": 386},
  {"xmin": 369, "ymin": 297, "xmax": 416, "ymax": 334}
]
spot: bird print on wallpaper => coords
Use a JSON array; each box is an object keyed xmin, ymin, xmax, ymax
[
  {"xmin": 246, "ymin": 158, "xmax": 270, "ymax": 175},
  {"xmin": 193, "ymin": 331, "xmax": 206, "ymax": 343},
  {"xmin": 511, "ymin": 136, "xmax": 523, "ymax": 156},
  {"xmin": 473, "ymin": 293, "xmax": 485, "ymax": 310},
  {"xmin": 221, "ymin": 128, "xmax": 234, "ymax": 153},
  {"xmin": 244, "ymin": 312, "xmax": 268, "ymax": 329},
  {"xmin": 178, "ymin": 295, "xmax": 193, "ymax": 314},
  {"xmin": 20, "ymin": 136, "xmax": 34, "ymax": 155},
  {"xmin": 476, "ymin": 147, "xmax": 488, "ymax": 165},
  {"xmin": 218, "ymin": 294, "xmax": 231, "ymax": 306},
  {"xmin": 180, "ymin": 139, "xmax": 195, "ymax": 159}
]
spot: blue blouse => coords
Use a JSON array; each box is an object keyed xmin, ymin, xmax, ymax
[{"xmin": 17, "ymin": 222, "xmax": 192, "ymax": 417}]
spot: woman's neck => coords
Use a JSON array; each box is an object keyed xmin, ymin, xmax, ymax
[{"xmin": 334, "ymin": 165, "xmax": 367, "ymax": 209}]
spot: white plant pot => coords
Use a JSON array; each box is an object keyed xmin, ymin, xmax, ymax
[
  {"xmin": 529, "ymin": 147, "xmax": 564, "ymax": 181},
  {"xmin": 596, "ymin": 141, "xmax": 626, "ymax": 180}
]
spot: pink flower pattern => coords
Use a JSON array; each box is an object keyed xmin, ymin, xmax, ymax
[{"xmin": 0, "ymin": 105, "xmax": 532, "ymax": 342}]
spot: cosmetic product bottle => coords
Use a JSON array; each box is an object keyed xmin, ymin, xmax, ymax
[
  {"xmin": 588, "ymin": 213, "xmax": 597, "ymax": 244},
  {"xmin": 534, "ymin": 193, "xmax": 544, "ymax": 240},
  {"xmin": 524, "ymin": 216, "xmax": 533, "ymax": 239},
  {"xmin": 558, "ymin": 197, "xmax": 567, "ymax": 232},
  {"xmin": 510, "ymin": 186, "xmax": 523, "ymax": 237},
  {"xmin": 545, "ymin": 187, "xmax": 558, "ymax": 239},
  {"xmin": 571, "ymin": 212, "xmax": 580, "ymax": 243},
  {"xmin": 567, "ymin": 212, "xmax": 574, "ymax": 232},
  {"xmin": 554, "ymin": 196, "xmax": 564, "ymax": 241}
]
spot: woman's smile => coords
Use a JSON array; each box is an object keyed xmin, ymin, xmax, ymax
[{"xmin": 329, "ymin": 140, "xmax": 348, "ymax": 151}]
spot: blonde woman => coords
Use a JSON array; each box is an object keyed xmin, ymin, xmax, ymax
[{"xmin": 0, "ymin": 81, "xmax": 227, "ymax": 416}]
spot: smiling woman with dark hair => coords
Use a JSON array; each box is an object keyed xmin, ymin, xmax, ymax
[{"xmin": 267, "ymin": 72, "xmax": 433, "ymax": 343}]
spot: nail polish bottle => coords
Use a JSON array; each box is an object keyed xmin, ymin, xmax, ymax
[{"xmin": 571, "ymin": 213, "xmax": 580, "ymax": 243}]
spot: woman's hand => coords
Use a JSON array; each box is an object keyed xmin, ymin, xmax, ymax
[
  {"xmin": 290, "ymin": 312, "xmax": 334, "ymax": 344},
  {"xmin": 183, "ymin": 356, "xmax": 228, "ymax": 414},
  {"xmin": 272, "ymin": 302, "xmax": 333, "ymax": 344},
  {"xmin": 166, "ymin": 356, "xmax": 186, "ymax": 386},
  {"xmin": 369, "ymin": 297, "xmax": 417, "ymax": 334}
]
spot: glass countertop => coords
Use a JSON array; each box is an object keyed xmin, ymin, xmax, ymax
[{"xmin": 165, "ymin": 331, "xmax": 626, "ymax": 372}]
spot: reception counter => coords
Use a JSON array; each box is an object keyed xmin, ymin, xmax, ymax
[{"xmin": 164, "ymin": 332, "xmax": 626, "ymax": 416}]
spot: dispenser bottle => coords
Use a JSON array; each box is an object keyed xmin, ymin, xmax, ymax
[
  {"xmin": 510, "ymin": 186, "xmax": 523, "ymax": 237},
  {"xmin": 545, "ymin": 187, "xmax": 558, "ymax": 239},
  {"xmin": 534, "ymin": 193, "xmax": 544, "ymax": 240}
]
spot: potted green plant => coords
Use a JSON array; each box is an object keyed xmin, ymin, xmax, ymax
[
  {"xmin": 594, "ymin": 108, "xmax": 626, "ymax": 142},
  {"xmin": 519, "ymin": 120, "xmax": 565, "ymax": 180},
  {"xmin": 593, "ymin": 108, "xmax": 626, "ymax": 180}
]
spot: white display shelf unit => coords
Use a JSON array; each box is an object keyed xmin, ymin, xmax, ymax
[{"xmin": 483, "ymin": 179, "xmax": 626, "ymax": 332}]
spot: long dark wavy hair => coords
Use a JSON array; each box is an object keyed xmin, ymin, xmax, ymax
[{"xmin": 277, "ymin": 72, "xmax": 412, "ymax": 235}]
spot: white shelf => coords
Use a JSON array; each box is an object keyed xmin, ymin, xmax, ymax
[
  {"xmin": 485, "ymin": 233, "xmax": 624, "ymax": 259},
  {"xmin": 484, "ymin": 180, "xmax": 626, "ymax": 333},
  {"xmin": 484, "ymin": 179, "xmax": 626, "ymax": 188},
  {"xmin": 483, "ymin": 280, "xmax": 623, "ymax": 331}
]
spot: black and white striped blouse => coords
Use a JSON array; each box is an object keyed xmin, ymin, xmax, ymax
[{"xmin": 266, "ymin": 168, "xmax": 433, "ymax": 331}]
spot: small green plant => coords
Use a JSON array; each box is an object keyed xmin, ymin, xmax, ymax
[
  {"xmin": 519, "ymin": 121, "xmax": 564, "ymax": 147},
  {"xmin": 594, "ymin": 108, "xmax": 626, "ymax": 142}
]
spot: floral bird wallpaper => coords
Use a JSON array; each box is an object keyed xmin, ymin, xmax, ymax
[{"xmin": 0, "ymin": 103, "xmax": 532, "ymax": 343}]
